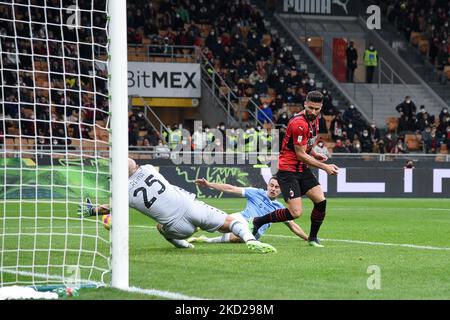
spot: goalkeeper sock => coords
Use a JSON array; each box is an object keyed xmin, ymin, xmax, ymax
[
  {"xmin": 229, "ymin": 220, "xmax": 255, "ymax": 242},
  {"xmin": 167, "ymin": 238, "xmax": 193, "ymax": 249}
]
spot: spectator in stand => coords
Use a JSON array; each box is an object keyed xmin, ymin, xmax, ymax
[
  {"xmin": 396, "ymin": 96, "xmax": 417, "ymax": 118},
  {"xmin": 258, "ymin": 103, "xmax": 273, "ymax": 124},
  {"xmin": 421, "ymin": 126, "xmax": 433, "ymax": 153},
  {"xmin": 276, "ymin": 111, "xmax": 289, "ymax": 128},
  {"xmin": 429, "ymin": 131, "xmax": 442, "ymax": 153},
  {"xmin": 343, "ymin": 104, "xmax": 356, "ymax": 124},
  {"xmin": 333, "ymin": 139, "xmax": 349, "ymax": 153},
  {"xmin": 346, "ymin": 122, "xmax": 357, "ymax": 142},
  {"xmin": 416, "ymin": 107, "xmax": 434, "ymax": 131},
  {"xmin": 437, "ymin": 113, "xmax": 450, "ymax": 136},
  {"xmin": 344, "ymin": 139, "xmax": 354, "ymax": 153},
  {"xmin": 145, "ymin": 128, "xmax": 160, "ymax": 147},
  {"xmin": 398, "ymin": 114, "xmax": 415, "ymax": 133},
  {"xmin": 318, "ymin": 113, "xmax": 328, "ymax": 134},
  {"xmin": 445, "ymin": 126, "xmax": 450, "ymax": 151},
  {"xmin": 404, "ymin": 160, "xmax": 415, "ymax": 169},
  {"xmin": 360, "ymin": 129, "xmax": 373, "ymax": 153},
  {"xmin": 346, "ymin": 41, "xmax": 358, "ymax": 83},
  {"xmin": 439, "ymin": 107, "xmax": 448, "ymax": 124},
  {"xmin": 321, "ymin": 88, "xmax": 336, "ymax": 115},
  {"xmin": 393, "ymin": 138, "xmax": 407, "ymax": 154},
  {"xmin": 383, "ymin": 132, "xmax": 396, "ymax": 153},
  {"xmin": 330, "ymin": 113, "xmax": 345, "ymax": 141},
  {"xmin": 312, "ymin": 140, "xmax": 330, "ymax": 159},
  {"xmin": 417, "ymin": 105, "xmax": 435, "ymax": 124},
  {"xmin": 255, "ymin": 78, "xmax": 268, "ymax": 96},
  {"xmin": 368, "ymin": 121, "xmax": 381, "ymax": 142},
  {"xmin": 352, "ymin": 137, "xmax": 362, "ymax": 153}
]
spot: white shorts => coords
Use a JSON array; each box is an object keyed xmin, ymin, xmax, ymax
[
  {"xmin": 230, "ymin": 212, "xmax": 248, "ymax": 227},
  {"xmin": 161, "ymin": 200, "xmax": 228, "ymax": 240}
]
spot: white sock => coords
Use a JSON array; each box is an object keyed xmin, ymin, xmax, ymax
[
  {"xmin": 206, "ymin": 233, "xmax": 231, "ymax": 243},
  {"xmin": 229, "ymin": 220, "xmax": 256, "ymax": 243},
  {"xmin": 168, "ymin": 238, "xmax": 193, "ymax": 248}
]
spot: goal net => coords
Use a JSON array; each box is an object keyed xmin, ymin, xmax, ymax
[{"xmin": 0, "ymin": 0, "xmax": 112, "ymax": 289}]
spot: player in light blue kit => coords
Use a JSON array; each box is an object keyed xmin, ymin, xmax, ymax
[{"xmin": 188, "ymin": 176, "xmax": 308, "ymax": 244}]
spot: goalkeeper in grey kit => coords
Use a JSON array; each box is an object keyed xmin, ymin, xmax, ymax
[{"xmin": 78, "ymin": 158, "xmax": 277, "ymax": 253}]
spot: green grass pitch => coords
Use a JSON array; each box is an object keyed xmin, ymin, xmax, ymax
[{"xmin": 1, "ymin": 198, "xmax": 450, "ymax": 299}]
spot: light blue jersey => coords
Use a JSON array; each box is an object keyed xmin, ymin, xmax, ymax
[{"xmin": 240, "ymin": 188, "xmax": 285, "ymax": 239}]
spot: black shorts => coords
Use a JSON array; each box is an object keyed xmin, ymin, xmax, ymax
[{"xmin": 276, "ymin": 169, "xmax": 320, "ymax": 202}]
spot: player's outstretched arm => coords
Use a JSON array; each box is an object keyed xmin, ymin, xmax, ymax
[
  {"xmin": 284, "ymin": 221, "xmax": 309, "ymax": 241},
  {"xmin": 194, "ymin": 178, "xmax": 243, "ymax": 196},
  {"xmin": 294, "ymin": 145, "xmax": 339, "ymax": 175},
  {"xmin": 310, "ymin": 149, "xmax": 328, "ymax": 162},
  {"xmin": 77, "ymin": 198, "xmax": 110, "ymax": 217}
]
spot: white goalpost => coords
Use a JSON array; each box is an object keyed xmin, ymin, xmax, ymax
[
  {"xmin": 0, "ymin": 0, "xmax": 128, "ymax": 292},
  {"xmin": 109, "ymin": 0, "xmax": 128, "ymax": 290}
]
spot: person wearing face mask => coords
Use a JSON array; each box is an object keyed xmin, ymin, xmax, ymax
[
  {"xmin": 383, "ymin": 132, "xmax": 396, "ymax": 153},
  {"xmin": 393, "ymin": 138, "xmax": 407, "ymax": 154},
  {"xmin": 346, "ymin": 122, "xmax": 356, "ymax": 141},
  {"xmin": 360, "ymin": 129, "xmax": 373, "ymax": 152},
  {"xmin": 439, "ymin": 107, "xmax": 449, "ymax": 124},
  {"xmin": 363, "ymin": 43, "xmax": 378, "ymax": 83},
  {"xmin": 437, "ymin": 114, "xmax": 450, "ymax": 136},
  {"xmin": 312, "ymin": 140, "xmax": 330, "ymax": 158},
  {"xmin": 255, "ymin": 77, "xmax": 268, "ymax": 95},
  {"xmin": 396, "ymin": 96, "xmax": 416, "ymax": 118},
  {"xmin": 277, "ymin": 111, "xmax": 289, "ymax": 128},
  {"xmin": 258, "ymin": 103, "xmax": 273, "ymax": 125},
  {"xmin": 352, "ymin": 137, "xmax": 362, "ymax": 153},
  {"xmin": 369, "ymin": 121, "xmax": 380, "ymax": 142}
]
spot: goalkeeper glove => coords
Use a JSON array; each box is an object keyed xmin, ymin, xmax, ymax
[{"xmin": 77, "ymin": 198, "xmax": 95, "ymax": 217}]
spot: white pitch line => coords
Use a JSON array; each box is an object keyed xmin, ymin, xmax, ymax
[
  {"xmin": 264, "ymin": 234, "xmax": 450, "ymax": 251},
  {"xmin": 132, "ymin": 225, "xmax": 450, "ymax": 252},
  {"xmin": 126, "ymin": 286, "xmax": 206, "ymax": 300},
  {"xmin": 222, "ymin": 206, "xmax": 450, "ymax": 212},
  {"xmin": 4, "ymin": 225, "xmax": 450, "ymax": 252},
  {"xmin": 0, "ymin": 268, "xmax": 206, "ymax": 300}
]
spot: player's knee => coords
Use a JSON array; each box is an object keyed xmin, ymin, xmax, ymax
[
  {"xmin": 219, "ymin": 216, "xmax": 233, "ymax": 232},
  {"xmin": 290, "ymin": 207, "xmax": 302, "ymax": 218}
]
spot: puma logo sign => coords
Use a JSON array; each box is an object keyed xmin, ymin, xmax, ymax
[
  {"xmin": 332, "ymin": 0, "xmax": 349, "ymax": 14},
  {"xmin": 283, "ymin": 0, "xmax": 352, "ymax": 15}
]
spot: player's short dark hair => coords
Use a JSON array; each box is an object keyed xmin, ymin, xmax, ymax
[
  {"xmin": 306, "ymin": 90, "xmax": 324, "ymax": 103},
  {"xmin": 268, "ymin": 176, "xmax": 278, "ymax": 183}
]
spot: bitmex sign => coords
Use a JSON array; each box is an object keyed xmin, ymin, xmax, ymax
[
  {"xmin": 280, "ymin": 0, "xmax": 361, "ymax": 16},
  {"xmin": 128, "ymin": 62, "xmax": 201, "ymax": 98}
]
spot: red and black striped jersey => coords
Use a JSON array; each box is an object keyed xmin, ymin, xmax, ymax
[{"xmin": 278, "ymin": 111, "xmax": 319, "ymax": 172}]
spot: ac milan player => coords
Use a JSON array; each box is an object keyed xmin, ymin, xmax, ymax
[{"xmin": 252, "ymin": 91, "xmax": 339, "ymax": 247}]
